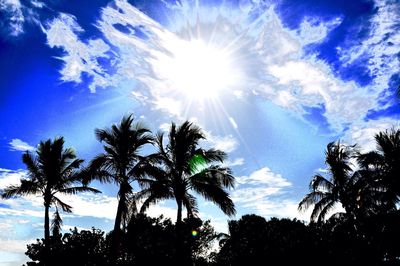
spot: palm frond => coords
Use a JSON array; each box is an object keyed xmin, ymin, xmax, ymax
[
  {"xmin": 182, "ymin": 192, "xmax": 199, "ymax": 216},
  {"xmin": 310, "ymin": 174, "xmax": 333, "ymax": 191},
  {"xmin": 298, "ymin": 191, "xmax": 326, "ymax": 212},
  {"xmin": 191, "ymin": 180, "xmax": 236, "ymax": 216},
  {"xmin": 52, "ymin": 196, "xmax": 73, "ymax": 213},
  {"xmin": 58, "ymin": 186, "xmax": 100, "ymax": 195},
  {"xmin": 51, "ymin": 209, "xmax": 63, "ymax": 236},
  {"xmin": 1, "ymin": 179, "xmax": 41, "ymax": 199},
  {"xmin": 310, "ymin": 195, "xmax": 335, "ymax": 222}
]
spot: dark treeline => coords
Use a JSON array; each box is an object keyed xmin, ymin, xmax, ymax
[{"xmin": 1, "ymin": 114, "xmax": 400, "ymax": 265}]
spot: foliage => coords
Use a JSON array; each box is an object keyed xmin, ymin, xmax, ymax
[
  {"xmin": 3, "ymin": 119, "xmax": 399, "ymax": 266},
  {"xmin": 1, "ymin": 137, "xmax": 99, "ymax": 245},
  {"xmin": 24, "ymin": 228, "xmax": 109, "ymax": 266},
  {"xmin": 136, "ymin": 120, "xmax": 236, "ymax": 225},
  {"xmin": 124, "ymin": 214, "xmax": 218, "ymax": 265}
]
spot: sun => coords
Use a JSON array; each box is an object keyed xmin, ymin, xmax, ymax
[{"xmin": 157, "ymin": 39, "xmax": 239, "ymax": 99}]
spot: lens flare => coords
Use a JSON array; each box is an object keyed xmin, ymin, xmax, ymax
[{"xmin": 191, "ymin": 230, "xmax": 198, "ymax": 237}]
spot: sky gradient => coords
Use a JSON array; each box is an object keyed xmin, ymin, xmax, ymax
[{"xmin": 0, "ymin": 0, "xmax": 399, "ymax": 265}]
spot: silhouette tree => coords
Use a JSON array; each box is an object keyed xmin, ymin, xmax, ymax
[
  {"xmin": 216, "ymin": 215, "xmax": 315, "ymax": 266},
  {"xmin": 357, "ymin": 128, "xmax": 400, "ymax": 213},
  {"xmin": 298, "ymin": 141, "xmax": 357, "ymax": 222},
  {"xmin": 125, "ymin": 214, "xmax": 218, "ymax": 265},
  {"xmin": 135, "ymin": 121, "xmax": 235, "ymax": 265},
  {"xmin": 1, "ymin": 137, "xmax": 99, "ymax": 249},
  {"xmin": 25, "ymin": 227, "xmax": 109, "ymax": 266},
  {"xmin": 86, "ymin": 114, "xmax": 153, "ymax": 260},
  {"xmin": 136, "ymin": 121, "xmax": 236, "ymax": 225}
]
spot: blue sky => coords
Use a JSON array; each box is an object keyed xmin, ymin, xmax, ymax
[{"xmin": 0, "ymin": 0, "xmax": 399, "ymax": 264}]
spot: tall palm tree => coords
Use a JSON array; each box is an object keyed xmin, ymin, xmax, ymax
[
  {"xmin": 136, "ymin": 121, "xmax": 236, "ymax": 225},
  {"xmin": 356, "ymin": 128, "xmax": 400, "ymax": 213},
  {"xmin": 1, "ymin": 137, "xmax": 99, "ymax": 246},
  {"xmin": 86, "ymin": 114, "xmax": 154, "ymax": 253},
  {"xmin": 298, "ymin": 141, "xmax": 356, "ymax": 222}
]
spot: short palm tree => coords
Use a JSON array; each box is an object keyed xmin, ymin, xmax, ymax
[
  {"xmin": 86, "ymin": 114, "xmax": 154, "ymax": 253},
  {"xmin": 1, "ymin": 137, "xmax": 99, "ymax": 246},
  {"xmin": 136, "ymin": 121, "xmax": 236, "ymax": 225},
  {"xmin": 298, "ymin": 141, "xmax": 356, "ymax": 222}
]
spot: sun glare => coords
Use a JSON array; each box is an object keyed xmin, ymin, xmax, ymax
[{"xmin": 159, "ymin": 39, "xmax": 238, "ymax": 99}]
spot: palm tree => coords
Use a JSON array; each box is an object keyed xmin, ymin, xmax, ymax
[
  {"xmin": 136, "ymin": 121, "xmax": 236, "ymax": 225},
  {"xmin": 86, "ymin": 114, "xmax": 154, "ymax": 256},
  {"xmin": 1, "ymin": 137, "xmax": 99, "ymax": 246},
  {"xmin": 298, "ymin": 141, "xmax": 356, "ymax": 222},
  {"xmin": 356, "ymin": 128, "xmax": 400, "ymax": 213}
]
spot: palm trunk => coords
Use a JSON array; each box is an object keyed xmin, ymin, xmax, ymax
[
  {"xmin": 175, "ymin": 197, "xmax": 192, "ymax": 265},
  {"xmin": 44, "ymin": 202, "xmax": 50, "ymax": 266},
  {"xmin": 176, "ymin": 198, "xmax": 183, "ymax": 226},
  {"xmin": 44, "ymin": 203, "xmax": 50, "ymax": 243},
  {"xmin": 111, "ymin": 186, "xmax": 126, "ymax": 262}
]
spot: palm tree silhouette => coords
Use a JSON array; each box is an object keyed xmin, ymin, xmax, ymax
[
  {"xmin": 1, "ymin": 137, "xmax": 99, "ymax": 247},
  {"xmin": 298, "ymin": 141, "xmax": 356, "ymax": 222},
  {"xmin": 356, "ymin": 128, "xmax": 400, "ymax": 214},
  {"xmin": 86, "ymin": 114, "xmax": 154, "ymax": 259},
  {"xmin": 136, "ymin": 121, "xmax": 236, "ymax": 225}
]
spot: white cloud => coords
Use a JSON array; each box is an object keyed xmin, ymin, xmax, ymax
[
  {"xmin": 0, "ymin": 239, "xmax": 34, "ymax": 253},
  {"xmin": 205, "ymin": 132, "xmax": 238, "ymax": 153},
  {"xmin": 0, "ymin": 0, "xmax": 24, "ymax": 36},
  {"xmin": 9, "ymin": 139, "xmax": 35, "ymax": 152},
  {"xmin": 159, "ymin": 122, "xmax": 171, "ymax": 132},
  {"xmin": 236, "ymin": 167, "xmax": 291, "ymax": 187},
  {"xmin": 0, "ymin": 0, "xmax": 45, "ymax": 37},
  {"xmin": 57, "ymin": 192, "xmax": 117, "ymax": 220},
  {"xmin": 232, "ymin": 167, "xmax": 300, "ymax": 219},
  {"xmin": 338, "ymin": 0, "xmax": 400, "ymax": 97},
  {"xmin": 223, "ymin": 158, "xmax": 245, "ymax": 167},
  {"xmin": 44, "ymin": 13, "xmax": 111, "ymax": 92},
  {"xmin": 40, "ymin": 0, "xmax": 398, "ymax": 146},
  {"xmin": 266, "ymin": 59, "xmax": 375, "ymax": 131},
  {"xmin": 297, "ymin": 17, "xmax": 342, "ymax": 45},
  {"xmin": 0, "ymin": 169, "xmax": 26, "ymax": 189},
  {"xmin": 345, "ymin": 118, "xmax": 400, "ymax": 152}
]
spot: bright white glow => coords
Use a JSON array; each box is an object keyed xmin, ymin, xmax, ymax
[{"xmin": 157, "ymin": 39, "xmax": 237, "ymax": 99}]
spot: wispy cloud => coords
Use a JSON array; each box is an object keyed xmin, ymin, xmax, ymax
[
  {"xmin": 205, "ymin": 132, "xmax": 238, "ymax": 153},
  {"xmin": 9, "ymin": 139, "xmax": 35, "ymax": 152},
  {"xmin": 0, "ymin": 0, "xmax": 44, "ymax": 37},
  {"xmin": 40, "ymin": 0, "xmax": 398, "ymax": 138},
  {"xmin": 338, "ymin": 0, "xmax": 400, "ymax": 103},
  {"xmin": 0, "ymin": 0, "xmax": 24, "ymax": 36},
  {"xmin": 43, "ymin": 13, "xmax": 111, "ymax": 92},
  {"xmin": 345, "ymin": 117, "xmax": 400, "ymax": 152},
  {"xmin": 223, "ymin": 158, "xmax": 245, "ymax": 167},
  {"xmin": 231, "ymin": 167, "xmax": 304, "ymax": 219}
]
